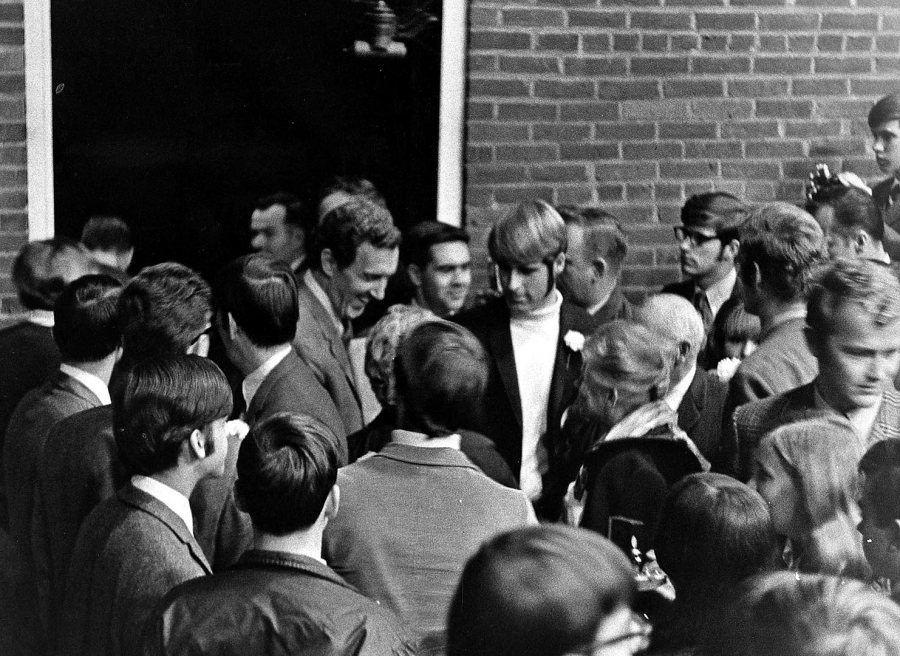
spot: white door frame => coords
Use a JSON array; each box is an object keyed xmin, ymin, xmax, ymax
[{"xmin": 23, "ymin": 2, "xmax": 466, "ymax": 239}]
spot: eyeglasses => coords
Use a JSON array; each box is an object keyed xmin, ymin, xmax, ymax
[
  {"xmin": 572, "ymin": 611, "xmax": 652, "ymax": 655},
  {"xmin": 674, "ymin": 226, "xmax": 720, "ymax": 247}
]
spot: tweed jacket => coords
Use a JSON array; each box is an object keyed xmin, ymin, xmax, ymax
[
  {"xmin": 583, "ymin": 285, "xmax": 633, "ymax": 335},
  {"xmin": 145, "ymin": 549, "xmax": 416, "ymax": 656},
  {"xmin": 293, "ymin": 278, "xmax": 364, "ymax": 436},
  {"xmin": 677, "ymin": 368, "xmax": 729, "ymax": 471},
  {"xmin": 4, "ymin": 371, "xmax": 102, "ymax": 565},
  {"xmin": 56, "ymin": 484, "xmax": 211, "ymax": 656},
  {"xmin": 323, "ymin": 443, "xmax": 535, "ymax": 649},
  {"xmin": 454, "ymin": 296, "xmax": 594, "ymax": 519},
  {"xmin": 731, "ymin": 382, "xmax": 900, "ymax": 481}
]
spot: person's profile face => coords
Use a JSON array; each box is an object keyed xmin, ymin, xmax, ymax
[
  {"xmin": 250, "ymin": 204, "xmax": 304, "ymax": 264},
  {"xmin": 872, "ymin": 119, "xmax": 900, "ymax": 178},
  {"xmin": 858, "ymin": 475, "xmax": 900, "ymax": 582},
  {"xmin": 751, "ymin": 444, "xmax": 800, "ymax": 539},
  {"xmin": 675, "ymin": 225, "xmax": 728, "ymax": 283},
  {"xmin": 328, "ymin": 243, "xmax": 399, "ymax": 321},
  {"xmin": 421, "ymin": 241, "xmax": 471, "ymax": 317},
  {"xmin": 813, "ymin": 304, "xmax": 900, "ymax": 414},
  {"xmin": 722, "ymin": 337, "xmax": 757, "ymax": 360},
  {"xmin": 559, "ymin": 224, "xmax": 597, "ymax": 309}
]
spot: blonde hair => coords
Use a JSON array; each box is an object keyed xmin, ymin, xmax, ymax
[{"xmin": 488, "ymin": 200, "xmax": 567, "ymax": 268}]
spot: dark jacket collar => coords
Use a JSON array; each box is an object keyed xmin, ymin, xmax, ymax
[
  {"xmin": 235, "ymin": 548, "xmax": 358, "ymax": 591},
  {"xmin": 374, "ymin": 442, "xmax": 481, "ymax": 470}
]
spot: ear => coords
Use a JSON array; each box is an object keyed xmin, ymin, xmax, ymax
[
  {"xmin": 677, "ymin": 339, "xmax": 692, "ymax": 362},
  {"xmin": 552, "ymin": 251, "xmax": 566, "ymax": 277},
  {"xmin": 723, "ymin": 238, "xmax": 740, "ymax": 262},
  {"xmin": 407, "ymin": 263, "xmax": 423, "ymax": 288},
  {"xmin": 320, "ymin": 248, "xmax": 338, "ymax": 278},
  {"xmin": 325, "ymin": 484, "xmax": 340, "ymax": 521},
  {"xmin": 112, "ymin": 345, "xmax": 124, "ymax": 364},
  {"xmin": 227, "ymin": 312, "xmax": 240, "ymax": 341},
  {"xmin": 188, "ymin": 427, "xmax": 206, "ymax": 460},
  {"xmin": 591, "ymin": 257, "xmax": 608, "ymax": 281},
  {"xmin": 854, "ymin": 230, "xmax": 870, "ymax": 255},
  {"xmin": 288, "ymin": 223, "xmax": 305, "ymax": 246}
]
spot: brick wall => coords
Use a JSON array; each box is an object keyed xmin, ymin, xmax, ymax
[
  {"xmin": 0, "ymin": 0, "xmax": 24, "ymax": 317},
  {"xmin": 464, "ymin": 0, "xmax": 900, "ymax": 298}
]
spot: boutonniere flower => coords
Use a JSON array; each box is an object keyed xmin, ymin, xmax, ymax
[{"xmin": 564, "ymin": 330, "xmax": 585, "ymax": 352}]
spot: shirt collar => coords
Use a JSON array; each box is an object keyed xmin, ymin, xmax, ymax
[
  {"xmin": 509, "ymin": 289, "xmax": 563, "ymax": 323},
  {"xmin": 702, "ymin": 267, "xmax": 737, "ymax": 317},
  {"xmin": 59, "ymin": 363, "xmax": 111, "ymax": 405},
  {"xmin": 813, "ymin": 384, "xmax": 882, "ymax": 443},
  {"xmin": 664, "ymin": 364, "xmax": 696, "ymax": 412},
  {"xmin": 241, "ymin": 345, "xmax": 292, "ymax": 408},
  {"xmin": 586, "ymin": 287, "xmax": 615, "ymax": 317},
  {"xmin": 28, "ymin": 309, "xmax": 54, "ymax": 327},
  {"xmin": 130, "ymin": 474, "xmax": 194, "ymax": 535},
  {"xmin": 760, "ymin": 307, "xmax": 807, "ymax": 342},
  {"xmin": 390, "ymin": 428, "xmax": 462, "ymax": 450},
  {"xmin": 303, "ymin": 269, "xmax": 344, "ymax": 335}
]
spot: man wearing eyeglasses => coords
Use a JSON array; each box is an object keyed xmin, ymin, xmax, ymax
[{"xmin": 663, "ymin": 193, "xmax": 747, "ymax": 368}]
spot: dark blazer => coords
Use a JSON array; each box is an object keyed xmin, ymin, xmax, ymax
[
  {"xmin": 145, "ymin": 549, "xmax": 416, "ymax": 656},
  {"xmin": 584, "ymin": 285, "xmax": 633, "ymax": 335},
  {"xmin": 245, "ymin": 349, "xmax": 347, "ymax": 461},
  {"xmin": 0, "ymin": 322, "xmax": 60, "ymax": 527},
  {"xmin": 731, "ymin": 383, "xmax": 900, "ymax": 481},
  {"xmin": 872, "ymin": 177, "xmax": 900, "ymax": 260},
  {"xmin": 293, "ymin": 279, "xmax": 364, "ymax": 436},
  {"xmin": 455, "ymin": 296, "xmax": 594, "ymax": 519},
  {"xmin": 677, "ymin": 368, "xmax": 729, "ymax": 470},
  {"xmin": 56, "ymin": 484, "xmax": 211, "ymax": 656},
  {"xmin": 4, "ymin": 371, "xmax": 102, "ymax": 565},
  {"xmin": 720, "ymin": 316, "xmax": 818, "ymax": 476}
]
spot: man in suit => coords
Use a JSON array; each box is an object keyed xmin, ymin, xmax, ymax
[
  {"xmin": 732, "ymin": 258, "xmax": 900, "ymax": 480},
  {"xmin": 145, "ymin": 412, "xmax": 415, "ymax": 656},
  {"xmin": 720, "ymin": 203, "xmax": 828, "ymax": 474},
  {"xmin": 324, "ymin": 321, "xmax": 535, "ymax": 652},
  {"xmin": 214, "ymin": 254, "xmax": 346, "ymax": 456},
  {"xmin": 808, "ymin": 186, "xmax": 890, "ymax": 263},
  {"xmin": 403, "ymin": 221, "xmax": 472, "ymax": 318},
  {"xmin": 556, "ymin": 205, "xmax": 632, "ymax": 332},
  {"xmin": 31, "ymin": 263, "xmax": 247, "ymax": 636},
  {"xmin": 634, "ymin": 294, "xmax": 729, "ymax": 469},
  {"xmin": 57, "ymin": 355, "xmax": 231, "ymax": 656},
  {"xmin": 455, "ymin": 200, "xmax": 593, "ymax": 520},
  {"xmin": 249, "ymin": 192, "xmax": 308, "ymax": 275},
  {"xmin": 868, "ymin": 93, "xmax": 900, "ymax": 258},
  {"xmin": 663, "ymin": 193, "xmax": 747, "ymax": 341},
  {"xmin": 294, "ymin": 196, "xmax": 401, "ymax": 435}
]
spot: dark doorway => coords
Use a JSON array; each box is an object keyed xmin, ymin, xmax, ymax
[{"xmin": 51, "ymin": 0, "xmax": 441, "ymax": 278}]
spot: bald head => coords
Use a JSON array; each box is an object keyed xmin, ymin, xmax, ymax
[{"xmin": 635, "ymin": 294, "xmax": 705, "ymax": 378}]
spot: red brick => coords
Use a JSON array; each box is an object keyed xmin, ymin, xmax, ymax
[
  {"xmin": 594, "ymin": 162, "xmax": 658, "ymax": 182},
  {"xmin": 469, "ymin": 79, "xmax": 530, "ymax": 98},
  {"xmin": 758, "ymin": 36, "xmax": 787, "ymax": 53},
  {"xmin": 622, "ymin": 100, "xmax": 690, "ymax": 120},
  {"xmin": 886, "ymin": 15, "xmax": 900, "ymax": 31},
  {"xmin": 851, "ymin": 79, "xmax": 896, "ymax": 96},
  {"xmin": 0, "ymin": 190, "xmax": 25, "ymax": 209},
  {"xmin": 622, "ymin": 267, "xmax": 682, "ymax": 288},
  {"xmin": 816, "ymin": 35, "xmax": 843, "ymax": 52},
  {"xmin": 502, "ymin": 9, "xmax": 565, "ymax": 27},
  {"xmin": 466, "ymin": 145, "xmax": 493, "ymax": 164},
  {"xmin": 816, "ymin": 58, "xmax": 873, "ymax": 74},
  {"xmin": 534, "ymin": 80, "xmax": 594, "ymax": 99},
  {"xmin": 795, "ymin": 0, "xmax": 851, "ymax": 6},
  {"xmin": 792, "ymin": 79, "xmax": 848, "ymax": 96},
  {"xmin": 876, "ymin": 36, "xmax": 900, "ymax": 52},
  {"xmin": 625, "ymin": 183, "xmax": 654, "ymax": 202},
  {"xmin": 536, "ymin": 34, "xmax": 578, "ymax": 52},
  {"xmin": 665, "ymin": 80, "xmax": 725, "ymax": 98},
  {"xmin": 567, "ymin": 11, "xmax": 628, "ymax": 28},
  {"xmin": 559, "ymin": 143, "xmax": 620, "ymax": 161},
  {"xmin": 0, "ymin": 169, "xmax": 26, "ymax": 187},
  {"xmin": 467, "ymin": 101, "xmax": 494, "ymax": 120},
  {"xmin": 876, "ymin": 58, "xmax": 900, "ymax": 73},
  {"xmin": 816, "ymin": 99, "xmax": 874, "ymax": 118},
  {"xmin": 673, "ymin": 34, "xmax": 701, "ymax": 51},
  {"xmin": 494, "ymin": 186, "xmax": 555, "ymax": 204},
  {"xmin": 470, "ymin": 7, "xmax": 499, "ymax": 27},
  {"xmin": 0, "ymin": 28, "xmax": 22, "ymax": 45},
  {"xmin": 642, "ymin": 35, "xmax": 668, "ymax": 52},
  {"xmin": 470, "ymin": 31, "xmax": 531, "ymax": 51},
  {"xmin": 820, "ymin": 13, "xmax": 879, "ymax": 31},
  {"xmin": 847, "ymin": 36, "xmax": 874, "ymax": 51},
  {"xmin": 744, "ymin": 182, "xmax": 777, "ymax": 200},
  {"xmin": 596, "ymin": 184, "xmax": 626, "ymax": 202},
  {"xmin": 628, "ymin": 227, "xmax": 676, "ymax": 249},
  {"xmin": 745, "ymin": 140, "xmax": 805, "ymax": 157},
  {"xmin": 0, "ymin": 212, "xmax": 26, "ymax": 233},
  {"xmin": 809, "ymin": 138, "xmax": 868, "ymax": 157},
  {"xmin": 754, "ymin": 56, "xmax": 812, "ymax": 74},
  {"xmin": 692, "ymin": 56, "xmax": 751, "ymax": 74},
  {"xmin": 598, "ymin": 81, "xmax": 660, "ymax": 101},
  {"xmin": 581, "ymin": 34, "xmax": 611, "ymax": 52},
  {"xmin": 695, "ymin": 12, "xmax": 756, "ymax": 31},
  {"xmin": 555, "ymin": 186, "xmax": 597, "ymax": 206},
  {"xmin": 720, "ymin": 161, "xmax": 781, "ymax": 180},
  {"xmin": 530, "ymin": 164, "xmax": 590, "ymax": 183},
  {"xmin": 532, "ymin": 123, "xmax": 592, "ymax": 142},
  {"xmin": 684, "ymin": 141, "xmax": 743, "ymax": 159},
  {"xmin": 631, "ymin": 57, "xmax": 689, "ymax": 76},
  {"xmin": 0, "ymin": 123, "xmax": 24, "ymax": 141},
  {"xmin": 496, "ymin": 145, "xmax": 557, "ymax": 163},
  {"xmin": 788, "ymin": 36, "xmax": 816, "ymax": 52},
  {"xmin": 613, "ymin": 34, "xmax": 639, "ymax": 52},
  {"xmin": 758, "ymin": 12, "xmax": 820, "ymax": 31},
  {"xmin": 564, "ymin": 58, "xmax": 627, "ymax": 76},
  {"xmin": 469, "ymin": 54, "xmax": 498, "ymax": 73},
  {"xmin": 595, "ymin": 122, "xmax": 657, "ymax": 140},
  {"xmin": 623, "ymin": 142, "xmax": 684, "ymax": 160},
  {"xmin": 499, "ymin": 56, "xmax": 561, "ymax": 75},
  {"xmin": 721, "ymin": 121, "xmax": 779, "ymax": 138},
  {"xmin": 469, "ymin": 166, "xmax": 529, "ymax": 184},
  {"xmin": 655, "ymin": 183, "xmax": 684, "ymax": 200},
  {"xmin": 660, "ymin": 161, "xmax": 720, "ymax": 179},
  {"xmin": 630, "ymin": 12, "xmax": 693, "ymax": 30},
  {"xmin": 497, "ymin": 103, "xmax": 557, "ymax": 121},
  {"xmin": 467, "ymin": 123, "xmax": 530, "ymax": 142},
  {"xmin": 691, "ymin": 99, "xmax": 753, "ymax": 120},
  {"xmin": 728, "ymin": 79, "xmax": 789, "ymax": 97},
  {"xmin": 0, "ymin": 145, "xmax": 25, "ymax": 165},
  {"xmin": 730, "ymin": 0, "xmax": 788, "ymax": 6},
  {"xmin": 560, "ymin": 102, "xmax": 619, "ymax": 121},
  {"xmin": 0, "ymin": 5, "xmax": 23, "ymax": 22},
  {"xmin": 463, "ymin": 187, "xmax": 494, "ymax": 207},
  {"xmin": 700, "ymin": 35, "xmax": 728, "ymax": 51},
  {"xmin": 659, "ymin": 122, "xmax": 718, "ymax": 139},
  {"xmin": 756, "ymin": 99, "xmax": 813, "ymax": 119}
]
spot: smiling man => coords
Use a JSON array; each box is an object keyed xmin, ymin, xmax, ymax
[
  {"xmin": 731, "ymin": 258, "xmax": 900, "ymax": 480},
  {"xmin": 295, "ymin": 197, "xmax": 401, "ymax": 435},
  {"xmin": 403, "ymin": 221, "xmax": 472, "ymax": 317},
  {"xmin": 249, "ymin": 193, "xmax": 308, "ymax": 274}
]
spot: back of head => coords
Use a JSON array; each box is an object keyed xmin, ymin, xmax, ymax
[
  {"xmin": 556, "ymin": 205, "xmax": 629, "ymax": 271},
  {"xmin": 215, "ymin": 254, "xmax": 298, "ymax": 347},
  {"xmin": 316, "ymin": 176, "xmax": 387, "ymax": 222},
  {"xmin": 576, "ymin": 320, "xmax": 670, "ymax": 419},
  {"xmin": 254, "ymin": 192, "xmax": 306, "ymax": 227},
  {"xmin": 80, "ymin": 216, "xmax": 133, "ymax": 253},
  {"xmin": 112, "ymin": 355, "xmax": 232, "ymax": 476},
  {"xmin": 806, "ymin": 257, "xmax": 900, "ymax": 341},
  {"xmin": 236, "ymin": 412, "xmax": 339, "ymax": 535},
  {"xmin": 681, "ymin": 192, "xmax": 748, "ymax": 242},
  {"xmin": 708, "ymin": 572, "xmax": 900, "ymax": 656},
  {"xmin": 364, "ymin": 304, "xmax": 435, "ymax": 406},
  {"xmin": 53, "ymin": 274, "xmax": 123, "ymax": 362},
  {"xmin": 635, "ymin": 294, "xmax": 705, "ymax": 362},
  {"xmin": 310, "ymin": 197, "xmax": 401, "ymax": 270},
  {"xmin": 488, "ymin": 200, "xmax": 567, "ymax": 268},
  {"xmin": 869, "ymin": 93, "xmax": 900, "ymax": 129},
  {"xmin": 655, "ymin": 473, "xmax": 777, "ymax": 597},
  {"xmin": 12, "ymin": 238, "xmax": 97, "ymax": 311},
  {"xmin": 738, "ymin": 203, "xmax": 827, "ymax": 303},
  {"xmin": 859, "ymin": 439, "xmax": 900, "ymax": 526},
  {"xmin": 448, "ymin": 525, "xmax": 636, "ymax": 656},
  {"xmin": 117, "ymin": 262, "xmax": 212, "ymax": 362},
  {"xmin": 401, "ymin": 221, "xmax": 470, "ymax": 269},
  {"xmin": 393, "ymin": 320, "xmax": 488, "ymax": 435},
  {"xmin": 807, "ymin": 186, "xmax": 884, "ymax": 242}
]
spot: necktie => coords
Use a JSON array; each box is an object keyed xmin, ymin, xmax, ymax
[
  {"xmin": 890, "ymin": 181, "xmax": 900, "ymax": 207},
  {"xmin": 693, "ymin": 289, "xmax": 714, "ymax": 336}
]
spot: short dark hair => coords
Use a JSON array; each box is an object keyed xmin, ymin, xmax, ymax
[
  {"xmin": 448, "ymin": 525, "xmax": 636, "ymax": 656},
  {"xmin": 681, "ymin": 192, "xmax": 748, "ymax": 243},
  {"xmin": 859, "ymin": 439, "xmax": 900, "ymax": 527},
  {"xmin": 53, "ymin": 274, "xmax": 123, "ymax": 362},
  {"xmin": 317, "ymin": 176, "xmax": 387, "ymax": 213},
  {"xmin": 12, "ymin": 238, "xmax": 96, "ymax": 311},
  {"xmin": 808, "ymin": 185, "xmax": 885, "ymax": 242},
  {"xmin": 236, "ymin": 412, "xmax": 340, "ymax": 535},
  {"xmin": 113, "ymin": 355, "xmax": 232, "ymax": 476},
  {"xmin": 556, "ymin": 205, "xmax": 629, "ymax": 270},
  {"xmin": 310, "ymin": 197, "xmax": 401, "ymax": 270},
  {"xmin": 401, "ymin": 221, "xmax": 470, "ymax": 269},
  {"xmin": 738, "ymin": 202, "xmax": 827, "ymax": 303},
  {"xmin": 215, "ymin": 254, "xmax": 297, "ymax": 347},
  {"xmin": 868, "ymin": 93, "xmax": 900, "ymax": 129},
  {"xmin": 393, "ymin": 321, "xmax": 488, "ymax": 435},
  {"xmin": 117, "ymin": 263, "xmax": 212, "ymax": 363},
  {"xmin": 80, "ymin": 216, "xmax": 133, "ymax": 253},
  {"xmin": 254, "ymin": 192, "xmax": 306, "ymax": 229}
]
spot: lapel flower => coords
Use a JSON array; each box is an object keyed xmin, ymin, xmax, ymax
[{"xmin": 564, "ymin": 330, "xmax": 585, "ymax": 353}]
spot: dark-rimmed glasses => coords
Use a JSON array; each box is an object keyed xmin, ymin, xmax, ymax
[{"xmin": 673, "ymin": 226, "xmax": 720, "ymax": 247}]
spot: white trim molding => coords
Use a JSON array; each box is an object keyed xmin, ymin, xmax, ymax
[
  {"xmin": 436, "ymin": 2, "xmax": 466, "ymax": 228},
  {"xmin": 24, "ymin": 0, "xmax": 55, "ymax": 239}
]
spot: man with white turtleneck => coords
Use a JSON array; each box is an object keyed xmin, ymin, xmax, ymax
[{"xmin": 456, "ymin": 200, "xmax": 593, "ymax": 520}]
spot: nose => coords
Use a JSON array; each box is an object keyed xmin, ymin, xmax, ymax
[
  {"xmin": 741, "ymin": 340, "xmax": 757, "ymax": 358},
  {"xmin": 874, "ymin": 137, "xmax": 885, "ymax": 154},
  {"xmin": 508, "ymin": 269, "xmax": 524, "ymax": 291},
  {"xmin": 250, "ymin": 234, "xmax": 264, "ymax": 250},
  {"xmin": 371, "ymin": 278, "xmax": 388, "ymax": 301}
]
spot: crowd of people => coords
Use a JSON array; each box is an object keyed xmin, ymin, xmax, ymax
[{"xmin": 6, "ymin": 94, "xmax": 900, "ymax": 656}]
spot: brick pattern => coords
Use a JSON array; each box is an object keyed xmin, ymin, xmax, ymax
[
  {"xmin": 0, "ymin": 1, "xmax": 24, "ymax": 318},
  {"xmin": 465, "ymin": 0, "xmax": 900, "ymax": 297}
]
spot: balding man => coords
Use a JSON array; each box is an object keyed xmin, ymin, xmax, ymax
[{"xmin": 635, "ymin": 294, "xmax": 729, "ymax": 469}]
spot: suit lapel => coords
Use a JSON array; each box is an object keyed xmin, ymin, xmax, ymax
[
  {"xmin": 298, "ymin": 283, "xmax": 358, "ymax": 389},
  {"xmin": 678, "ymin": 371, "xmax": 703, "ymax": 435},
  {"xmin": 489, "ymin": 312, "xmax": 522, "ymax": 427},
  {"xmin": 55, "ymin": 371, "xmax": 102, "ymax": 407},
  {"xmin": 549, "ymin": 302, "xmax": 584, "ymax": 430}
]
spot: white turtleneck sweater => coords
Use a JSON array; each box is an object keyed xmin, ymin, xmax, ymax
[{"xmin": 509, "ymin": 290, "xmax": 562, "ymax": 501}]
